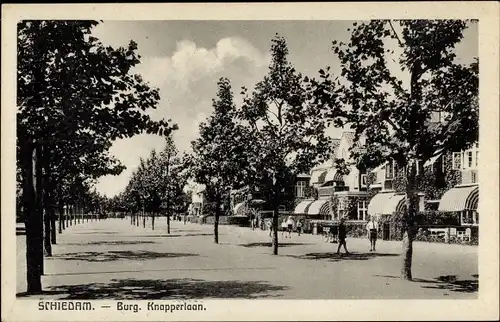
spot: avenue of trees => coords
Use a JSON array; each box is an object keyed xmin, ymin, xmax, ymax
[
  {"xmin": 187, "ymin": 20, "xmax": 478, "ymax": 278},
  {"xmin": 17, "ymin": 21, "xmax": 176, "ymax": 294},
  {"xmin": 15, "ymin": 19, "xmax": 478, "ymax": 295},
  {"xmin": 119, "ymin": 135, "xmax": 190, "ymax": 233}
]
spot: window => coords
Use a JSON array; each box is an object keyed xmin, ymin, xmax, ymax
[
  {"xmin": 295, "ymin": 181, "xmax": 306, "ymax": 198},
  {"xmin": 452, "ymin": 152, "xmax": 462, "ymax": 170},
  {"xmin": 467, "ymin": 151, "xmax": 473, "ymax": 168},
  {"xmin": 415, "ymin": 160, "xmax": 423, "ymax": 175},
  {"xmin": 476, "ymin": 151, "xmax": 479, "ymax": 168},
  {"xmin": 385, "ymin": 162, "xmax": 394, "ymax": 179},
  {"xmin": 471, "ymin": 171, "xmax": 477, "ymax": 183},
  {"xmin": 360, "ymin": 174, "xmax": 367, "ymax": 187},
  {"xmin": 357, "ymin": 201, "xmax": 367, "ymax": 221},
  {"xmin": 441, "ymin": 155, "xmax": 447, "ymax": 173}
]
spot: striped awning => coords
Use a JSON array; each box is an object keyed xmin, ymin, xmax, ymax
[
  {"xmin": 294, "ymin": 200, "xmax": 315, "ymax": 214},
  {"xmin": 233, "ymin": 202, "xmax": 245, "ymax": 215},
  {"xmin": 368, "ymin": 192, "xmax": 406, "ymax": 216},
  {"xmin": 438, "ymin": 185, "xmax": 479, "ymax": 212},
  {"xmin": 308, "ymin": 199, "xmax": 330, "ymax": 215},
  {"xmin": 382, "ymin": 194, "xmax": 406, "ymax": 214},
  {"xmin": 311, "ymin": 170, "xmax": 327, "ymax": 184}
]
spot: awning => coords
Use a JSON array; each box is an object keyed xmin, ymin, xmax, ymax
[
  {"xmin": 438, "ymin": 185, "xmax": 479, "ymax": 212},
  {"xmin": 308, "ymin": 199, "xmax": 330, "ymax": 215},
  {"xmin": 233, "ymin": 202, "xmax": 245, "ymax": 215},
  {"xmin": 324, "ymin": 168, "xmax": 337, "ymax": 182},
  {"xmin": 424, "ymin": 150, "xmax": 443, "ymax": 167},
  {"xmin": 368, "ymin": 192, "xmax": 406, "ymax": 216},
  {"xmin": 294, "ymin": 200, "xmax": 315, "ymax": 214},
  {"xmin": 311, "ymin": 170, "xmax": 327, "ymax": 184},
  {"xmin": 382, "ymin": 194, "xmax": 406, "ymax": 214}
]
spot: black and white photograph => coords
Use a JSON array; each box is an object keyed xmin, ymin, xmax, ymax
[{"xmin": 2, "ymin": 2, "xmax": 499, "ymax": 321}]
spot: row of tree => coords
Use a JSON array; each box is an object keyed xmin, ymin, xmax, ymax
[
  {"xmin": 187, "ymin": 20, "xmax": 478, "ymax": 281},
  {"xmin": 114, "ymin": 136, "xmax": 190, "ymax": 233},
  {"xmin": 17, "ymin": 21, "xmax": 177, "ymax": 294}
]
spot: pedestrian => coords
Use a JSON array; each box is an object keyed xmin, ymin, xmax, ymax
[
  {"xmin": 336, "ymin": 216, "xmax": 349, "ymax": 255},
  {"xmin": 250, "ymin": 214, "xmax": 255, "ymax": 230},
  {"xmin": 267, "ymin": 219, "xmax": 273, "ymax": 237},
  {"xmin": 286, "ymin": 216, "xmax": 295, "ymax": 239},
  {"xmin": 281, "ymin": 218, "xmax": 288, "ymax": 237},
  {"xmin": 296, "ymin": 219, "xmax": 303, "ymax": 236},
  {"xmin": 366, "ymin": 215, "xmax": 379, "ymax": 252}
]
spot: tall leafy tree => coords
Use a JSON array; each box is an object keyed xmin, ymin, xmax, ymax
[
  {"xmin": 191, "ymin": 78, "xmax": 252, "ymax": 244},
  {"xmin": 17, "ymin": 20, "xmax": 176, "ymax": 293},
  {"xmin": 310, "ymin": 20, "xmax": 478, "ymax": 280},
  {"xmin": 240, "ymin": 36, "xmax": 331, "ymax": 254}
]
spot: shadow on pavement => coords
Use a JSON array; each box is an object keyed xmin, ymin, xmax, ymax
[
  {"xmin": 64, "ymin": 241, "xmax": 158, "ymax": 246},
  {"xmin": 184, "ymin": 233, "xmax": 222, "ymax": 237},
  {"xmin": 17, "ymin": 278, "xmax": 288, "ymax": 299},
  {"xmin": 48, "ymin": 250, "xmax": 198, "ymax": 262},
  {"xmin": 285, "ymin": 252, "xmax": 399, "ymax": 261},
  {"xmin": 239, "ymin": 242, "xmax": 314, "ymax": 248},
  {"xmin": 120, "ymin": 234, "xmax": 182, "ymax": 238},
  {"xmin": 74, "ymin": 232, "xmax": 119, "ymax": 235},
  {"xmin": 373, "ymin": 274, "xmax": 479, "ymax": 293}
]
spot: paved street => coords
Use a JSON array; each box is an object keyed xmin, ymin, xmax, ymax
[{"xmin": 16, "ymin": 218, "xmax": 478, "ymax": 299}]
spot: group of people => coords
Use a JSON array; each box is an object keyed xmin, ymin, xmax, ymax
[
  {"xmin": 336, "ymin": 215, "xmax": 380, "ymax": 255},
  {"xmin": 250, "ymin": 213, "xmax": 381, "ymax": 254}
]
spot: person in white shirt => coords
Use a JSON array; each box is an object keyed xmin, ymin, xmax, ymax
[
  {"xmin": 366, "ymin": 215, "xmax": 379, "ymax": 252},
  {"xmin": 286, "ymin": 216, "xmax": 295, "ymax": 238}
]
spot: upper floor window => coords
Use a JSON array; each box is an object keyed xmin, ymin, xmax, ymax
[
  {"xmin": 295, "ymin": 181, "xmax": 306, "ymax": 198},
  {"xmin": 360, "ymin": 174, "xmax": 367, "ymax": 187},
  {"xmin": 476, "ymin": 151, "xmax": 479, "ymax": 168},
  {"xmin": 467, "ymin": 151, "xmax": 473, "ymax": 168},
  {"xmin": 452, "ymin": 152, "xmax": 462, "ymax": 170},
  {"xmin": 385, "ymin": 161, "xmax": 395, "ymax": 179}
]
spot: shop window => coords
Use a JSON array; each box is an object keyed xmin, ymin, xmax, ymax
[
  {"xmin": 452, "ymin": 152, "xmax": 462, "ymax": 170},
  {"xmin": 357, "ymin": 201, "xmax": 367, "ymax": 221}
]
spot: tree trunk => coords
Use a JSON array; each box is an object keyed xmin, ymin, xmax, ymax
[
  {"xmin": 272, "ymin": 183, "xmax": 280, "ymax": 255},
  {"xmin": 152, "ymin": 212, "xmax": 155, "ymax": 230},
  {"xmin": 50, "ymin": 210, "xmax": 57, "ymax": 244},
  {"xmin": 22, "ymin": 143, "xmax": 43, "ymax": 293},
  {"xmin": 214, "ymin": 196, "xmax": 220, "ymax": 244},
  {"xmin": 167, "ymin": 213, "xmax": 171, "ymax": 234},
  {"xmin": 58, "ymin": 207, "xmax": 63, "ymax": 233},
  {"xmin": 142, "ymin": 208, "xmax": 146, "ymax": 228},
  {"xmin": 36, "ymin": 145, "xmax": 52, "ymax": 259},
  {"xmin": 401, "ymin": 159, "xmax": 418, "ymax": 280}
]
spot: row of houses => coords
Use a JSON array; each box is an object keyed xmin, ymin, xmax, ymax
[{"xmin": 190, "ymin": 127, "xmax": 479, "ymax": 232}]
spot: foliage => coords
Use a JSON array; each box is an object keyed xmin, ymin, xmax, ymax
[
  {"xmin": 308, "ymin": 19, "xmax": 478, "ymax": 279},
  {"xmin": 239, "ymin": 35, "xmax": 332, "ymax": 254},
  {"xmin": 303, "ymin": 185, "xmax": 319, "ymax": 200}
]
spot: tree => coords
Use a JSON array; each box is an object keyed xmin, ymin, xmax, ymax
[
  {"xmin": 310, "ymin": 20, "xmax": 478, "ymax": 280},
  {"xmin": 240, "ymin": 35, "xmax": 331, "ymax": 254},
  {"xmin": 17, "ymin": 20, "xmax": 176, "ymax": 293},
  {"xmin": 191, "ymin": 78, "xmax": 252, "ymax": 244}
]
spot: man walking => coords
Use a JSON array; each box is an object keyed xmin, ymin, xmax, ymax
[{"xmin": 336, "ymin": 216, "xmax": 349, "ymax": 255}]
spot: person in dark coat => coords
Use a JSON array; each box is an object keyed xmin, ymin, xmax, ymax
[{"xmin": 336, "ymin": 216, "xmax": 349, "ymax": 255}]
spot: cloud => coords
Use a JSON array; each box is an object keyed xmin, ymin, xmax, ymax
[
  {"xmin": 135, "ymin": 37, "xmax": 269, "ymax": 91},
  {"xmin": 96, "ymin": 37, "xmax": 269, "ymax": 197}
]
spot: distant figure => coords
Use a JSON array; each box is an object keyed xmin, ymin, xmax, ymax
[
  {"xmin": 286, "ymin": 216, "xmax": 295, "ymax": 239},
  {"xmin": 366, "ymin": 216, "xmax": 379, "ymax": 252},
  {"xmin": 336, "ymin": 217, "xmax": 349, "ymax": 255},
  {"xmin": 250, "ymin": 214, "xmax": 256, "ymax": 230},
  {"xmin": 296, "ymin": 219, "xmax": 303, "ymax": 236},
  {"xmin": 281, "ymin": 219, "xmax": 288, "ymax": 237},
  {"xmin": 267, "ymin": 220, "xmax": 273, "ymax": 237}
]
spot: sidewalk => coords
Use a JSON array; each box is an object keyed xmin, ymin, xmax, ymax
[{"xmin": 16, "ymin": 218, "xmax": 478, "ymax": 299}]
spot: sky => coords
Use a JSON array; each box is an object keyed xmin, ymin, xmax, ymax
[{"xmin": 92, "ymin": 20, "xmax": 478, "ymax": 197}]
